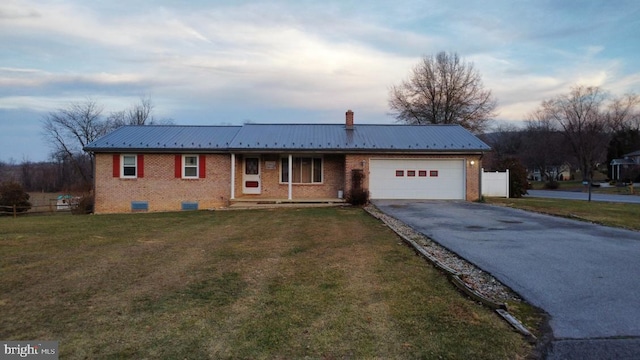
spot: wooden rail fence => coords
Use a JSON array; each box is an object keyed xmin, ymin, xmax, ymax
[{"xmin": 0, "ymin": 202, "xmax": 74, "ymax": 218}]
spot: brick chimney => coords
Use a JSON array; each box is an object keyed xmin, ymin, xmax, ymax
[{"xmin": 345, "ymin": 109, "xmax": 354, "ymax": 130}]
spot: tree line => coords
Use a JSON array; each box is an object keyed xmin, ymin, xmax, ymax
[
  {"xmin": 484, "ymin": 86, "xmax": 640, "ymax": 184},
  {"xmin": 390, "ymin": 52, "xmax": 640, "ymax": 188},
  {"xmin": 1, "ymin": 97, "xmax": 171, "ymax": 194},
  {"xmin": 4, "ymin": 52, "xmax": 640, "ymax": 197}
]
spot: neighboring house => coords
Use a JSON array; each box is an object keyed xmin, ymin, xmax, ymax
[
  {"xmin": 84, "ymin": 111, "xmax": 491, "ymax": 214},
  {"xmin": 610, "ymin": 150, "xmax": 640, "ymax": 181},
  {"xmin": 529, "ymin": 163, "xmax": 573, "ymax": 182},
  {"xmin": 56, "ymin": 194, "xmax": 77, "ymax": 211}
]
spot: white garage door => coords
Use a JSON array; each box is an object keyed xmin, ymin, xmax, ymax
[{"xmin": 369, "ymin": 159, "xmax": 465, "ymax": 199}]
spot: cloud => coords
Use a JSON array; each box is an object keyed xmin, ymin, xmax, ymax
[
  {"xmin": 1, "ymin": 0, "xmax": 639, "ymax": 145},
  {"xmin": 1, "ymin": 0, "xmax": 425, "ymax": 118},
  {"xmin": 0, "ymin": 0, "xmax": 39, "ymax": 19}
]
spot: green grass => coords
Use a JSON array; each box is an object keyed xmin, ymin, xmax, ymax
[
  {"xmin": 488, "ymin": 197, "xmax": 640, "ymax": 231},
  {"xmin": 530, "ymin": 180, "xmax": 639, "ymax": 195},
  {"xmin": 0, "ymin": 208, "xmax": 532, "ymax": 359}
]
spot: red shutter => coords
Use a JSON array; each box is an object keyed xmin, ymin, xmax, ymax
[
  {"xmin": 113, "ymin": 154, "xmax": 120, "ymax": 177},
  {"xmin": 199, "ymin": 155, "xmax": 206, "ymax": 178},
  {"xmin": 137, "ymin": 154, "xmax": 144, "ymax": 178},
  {"xmin": 175, "ymin": 155, "xmax": 182, "ymax": 178}
]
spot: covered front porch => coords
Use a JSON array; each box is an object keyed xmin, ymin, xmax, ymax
[{"xmin": 229, "ymin": 152, "xmax": 347, "ymax": 202}]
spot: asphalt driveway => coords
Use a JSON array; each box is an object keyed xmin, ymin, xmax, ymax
[{"xmin": 373, "ymin": 200, "xmax": 640, "ymax": 359}]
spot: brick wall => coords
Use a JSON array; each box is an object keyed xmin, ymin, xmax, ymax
[
  {"xmin": 95, "ymin": 152, "xmax": 483, "ymax": 213},
  {"xmin": 465, "ymin": 155, "xmax": 482, "ymax": 200},
  {"xmin": 94, "ymin": 153, "xmax": 231, "ymax": 213}
]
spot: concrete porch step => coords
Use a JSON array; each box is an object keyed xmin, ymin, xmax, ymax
[{"xmin": 228, "ymin": 198, "xmax": 347, "ymax": 209}]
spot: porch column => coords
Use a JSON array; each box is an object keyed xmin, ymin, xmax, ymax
[
  {"xmin": 617, "ymin": 164, "xmax": 621, "ymax": 180},
  {"xmin": 230, "ymin": 153, "xmax": 236, "ymax": 200},
  {"xmin": 288, "ymin": 154, "xmax": 293, "ymax": 200}
]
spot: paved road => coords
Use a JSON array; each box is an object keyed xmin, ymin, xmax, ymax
[
  {"xmin": 373, "ymin": 200, "xmax": 640, "ymax": 360},
  {"xmin": 527, "ymin": 189, "xmax": 640, "ymax": 204}
]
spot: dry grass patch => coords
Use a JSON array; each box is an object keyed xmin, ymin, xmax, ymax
[{"xmin": 1, "ymin": 208, "xmax": 531, "ymax": 359}]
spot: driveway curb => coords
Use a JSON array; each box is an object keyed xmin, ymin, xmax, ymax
[{"xmin": 364, "ymin": 206, "xmax": 537, "ymax": 342}]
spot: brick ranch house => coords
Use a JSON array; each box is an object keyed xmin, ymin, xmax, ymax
[{"xmin": 84, "ymin": 111, "xmax": 491, "ymax": 214}]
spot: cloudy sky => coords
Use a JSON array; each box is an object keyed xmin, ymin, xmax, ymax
[{"xmin": 1, "ymin": 0, "xmax": 639, "ymax": 162}]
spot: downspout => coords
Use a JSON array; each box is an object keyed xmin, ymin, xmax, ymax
[
  {"xmin": 288, "ymin": 154, "xmax": 293, "ymax": 200},
  {"xmin": 91, "ymin": 151, "xmax": 96, "ymax": 213},
  {"xmin": 230, "ymin": 153, "xmax": 236, "ymax": 200}
]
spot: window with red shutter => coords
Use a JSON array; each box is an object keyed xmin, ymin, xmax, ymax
[
  {"xmin": 121, "ymin": 155, "xmax": 137, "ymax": 178},
  {"xmin": 176, "ymin": 155, "xmax": 203, "ymax": 179}
]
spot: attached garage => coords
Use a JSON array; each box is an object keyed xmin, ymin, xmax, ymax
[{"xmin": 369, "ymin": 159, "xmax": 465, "ymax": 200}]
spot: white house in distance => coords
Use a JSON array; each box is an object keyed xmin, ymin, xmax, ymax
[{"xmin": 610, "ymin": 150, "xmax": 640, "ymax": 182}]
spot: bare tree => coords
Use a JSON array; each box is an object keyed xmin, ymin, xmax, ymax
[
  {"xmin": 42, "ymin": 99, "xmax": 109, "ymax": 186},
  {"xmin": 106, "ymin": 97, "xmax": 172, "ymax": 128},
  {"xmin": 483, "ymin": 123, "xmax": 524, "ymax": 163},
  {"xmin": 606, "ymin": 95, "xmax": 640, "ymax": 179},
  {"xmin": 42, "ymin": 97, "xmax": 170, "ymax": 190},
  {"xmin": 522, "ymin": 109, "xmax": 568, "ymax": 181},
  {"xmin": 605, "ymin": 93, "xmax": 640, "ymax": 132},
  {"xmin": 127, "ymin": 96, "xmax": 155, "ymax": 125},
  {"xmin": 389, "ymin": 51, "xmax": 497, "ymax": 133},
  {"xmin": 108, "ymin": 96, "xmax": 155, "ymax": 127},
  {"xmin": 538, "ymin": 86, "xmax": 614, "ymax": 181},
  {"xmin": 105, "ymin": 110, "xmax": 127, "ymax": 129}
]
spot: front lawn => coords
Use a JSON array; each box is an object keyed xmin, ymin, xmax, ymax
[
  {"xmin": 0, "ymin": 208, "xmax": 531, "ymax": 359},
  {"xmin": 487, "ymin": 197, "xmax": 640, "ymax": 231},
  {"xmin": 529, "ymin": 180, "xmax": 639, "ymax": 195}
]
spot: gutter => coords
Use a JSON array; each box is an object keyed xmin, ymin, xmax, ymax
[{"xmin": 83, "ymin": 147, "xmax": 489, "ymax": 155}]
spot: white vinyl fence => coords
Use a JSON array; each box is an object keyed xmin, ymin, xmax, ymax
[{"xmin": 482, "ymin": 169, "xmax": 509, "ymax": 198}]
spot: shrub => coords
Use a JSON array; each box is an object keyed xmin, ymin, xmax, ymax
[
  {"xmin": 71, "ymin": 195, "xmax": 94, "ymax": 215},
  {"xmin": 492, "ymin": 157, "xmax": 529, "ymax": 198},
  {"xmin": 347, "ymin": 168, "xmax": 369, "ymax": 205},
  {"xmin": 544, "ymin": 180, "xmax": 560, "ymax": 190},
  {"xmin": 346, "ymin": 188, "xmax": 369, "ymax": 206},
  {"xmin": 0, "ymin": 181, "xmax": 31, "ymax": 213}
]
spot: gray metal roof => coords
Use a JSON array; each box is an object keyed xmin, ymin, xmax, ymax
[
  {"xmin": 85, "ymin": 124, "xmax": 490, "ymax": 153},
  {"xmin": 230, "ymin": 124, "xmax": 490, "ymax": 152},
  {"xmin": 84, "ymin": 125, "xmax": 242, "ymax": 152}
]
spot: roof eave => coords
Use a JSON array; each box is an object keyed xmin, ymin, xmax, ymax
[
  {"xmin": 84, "ymin": 147, "xmax": 231, "ymax": 154},
  {"xmin": 86, "ymin": 145, "xmax": 490, "ymax": 154}
]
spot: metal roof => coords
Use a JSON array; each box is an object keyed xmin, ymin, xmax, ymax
[
  {"xmin": 230, "ymin": 124, "xmax": 490, "ymax": 152},
  {"xmin": 84, "ymin": 125, "xmax": 242, "ymax": 152},
  {"xmin": 85, "ymin": 124, "xmax": 490, "ymax": 153}
]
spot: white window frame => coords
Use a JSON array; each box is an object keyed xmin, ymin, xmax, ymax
[
  {"xmin": 121, "ymin": 154, "xmax": 137, "ymax": 178},
  {"xmin": 182, "ymin": 155, "xmax": 199, "ymax": 179},
  {"xmin": 280, "ymin": 156, "xmax": 323, "ymax": 184}
]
